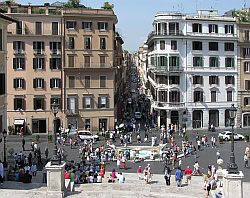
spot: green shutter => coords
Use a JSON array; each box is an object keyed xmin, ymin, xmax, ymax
[
  {"xmin": 217, "ymin": 57, "xmax": 219, "ymax": 67},
  {"xmin": 232, "ymin": 58, "xmax": 235, "ymax": 67},
  {"xmin": 169, "ymin": 57, "xmax": 172, "ymax": 67},
  {"xmin": 158, "ymin": 56, "xmax": 160, "ymax": 67},
  {"xmin": 202, "ymin": 57, "xmax": 204, "ymax": 67},
  {"xmin": 177, "ymin": 56, "xmax": 180, "ymax": 67}
]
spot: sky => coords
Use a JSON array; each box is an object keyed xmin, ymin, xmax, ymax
[{"xmin": 13, "ymin": 0, "xmax": 248, "ymax": 51}]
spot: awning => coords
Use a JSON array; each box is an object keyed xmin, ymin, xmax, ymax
[{"xmin": 14, "ymin": 119, "xmax": 24, "ymax": 125}]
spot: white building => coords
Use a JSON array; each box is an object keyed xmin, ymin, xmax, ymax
[{"xmin": 146, "ymin": 10, "xmax": 238, "ymax": 129}]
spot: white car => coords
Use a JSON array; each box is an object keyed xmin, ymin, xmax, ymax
[
  {"xmin": 78, "ymin": 131, "xmax": 99, "ymax": 141},
  {"xmin": 218, "ymin": 131, "xmax": 245, "ymax": 141}
]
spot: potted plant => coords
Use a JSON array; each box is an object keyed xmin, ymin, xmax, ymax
[
  {"xmin": 245, "ymin": 135, "xmax": 249, "ymax": 143},
  {"xmin": 48, "ymin": 134, "xmax": 53, "ymax": 142},
  {"xmin": 184, "ymin": 135, "xmax": 188, "ymax": 142},
  {"xmin": 219, "ymin": 136, "xmax": 223, "ymax": 144},
  {"xmin": 36, "ymin": 134, "xmax": 40, "ymax": 142},
  {"xmin": 8, "ymin": 126, "xmax": 14, "ymax": 135}
]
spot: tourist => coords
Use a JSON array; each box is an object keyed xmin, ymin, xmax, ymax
[
  {"xmin": 117, "ymin": 157, "xmax": 121, "ymax": 169},
  {"xmin": 97, "ymin": 173, "xmax": 102, "ymax": 183},
  {"xmin": 192, "ymin": 161, "xmax": 203, "ymax": 176},
  {"xmin": 22, "ymin": 137, "xmax": 25, "ymax": 151},
  {"xmin": 216, "ymin": 150, "xmax": 221, "ymax": 161},
  {"xmin": 31, "ymin": 163, "xmax": 37, "ymax": 176},
  {"xmin": 0, "ymin": 160, "xmax": 3, "ymax": 184},
  {"xmin": 175, "ymin": 167, "xmax": 183, "ymax": 187},
  {"xmin": 137, "ymin": 166, "xmax": 142, "ymax": 180},
  {"xmin": 111, "ymin": 169, "xmax": 117, "ymax": 179},
  {"xmin": 117, "ymin": 172, "xmax": 125, "ymax": 183},
  {"xmin": 184, "ymin": 166, "xmax": 192, "ymax": 184},
  {"xmin": 143, "ymin": 167, "xmax": 149, "ymax": 184},
  {"xmin": 244, "ymin": 154, "xmax": 248, "ymax": 168},
  {"xmin": 164, "ymin": 166, "xmax": 171, "ymax": 186},
  {"xmin": 45, "ymin": 146, "xmax": 49, "ymax": 160},
  {"xmin": 42, "ymin": 166, "xmax": 47, "ymax": 183},
  {"xmin": 23, "ymin": 170, "xmax": 32, "ymax": 183}
]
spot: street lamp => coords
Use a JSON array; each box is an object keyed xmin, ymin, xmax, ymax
[
  {"xmin": 2, "ymin": 129, "xmax": 7, "ymax": 168},
  {"xmin": 50, "ymin": 100, "xmax": 60, "ymax": 166},
  {"xmin": 227, "ymin": 104, "xmax": 238, "ymax": 174}
]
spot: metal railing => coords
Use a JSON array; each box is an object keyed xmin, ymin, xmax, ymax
[
  {"xmin": 14, "ymin": 49, "xmax": 25, "ymax": 55},
  {"xmin": 79, "ymin": 63, "xmax": 112, "ymax": 69},
  {"xmin": 34, "ymin": 49, "xmax": 45, "ymax": 55},
  {"xmin": 153, "ymin": 101, "xmax": 185, "ymax": 109},
  {"xmin": 65, "ymin": 109, "xmax": 79, "ymax": 115},
  {"xmin": 50, "ymin": 49, "xmax": 61, "ymax": 55}
]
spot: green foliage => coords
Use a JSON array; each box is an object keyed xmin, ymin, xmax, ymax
[
  {"xmin": 49, "ymin": 9, "xmax": 61, "ymax": 15},
  {"xmin": 32, "ymin": 8, "xmax": 45, "ymax": 14},
  {"xmin": 101, "ymin": 2, "xmax": 114, "ymax": 9},
  {"xmin": 184, "ymin": 135, "xmax": 188, "ymax": 142},
  {"xmin": 36, "ymin": 135, "xmax": 40, "ymax": 142},
  {"xmin": 64, "ymin": 0, "xmax": 81, "ymax": 8},
  {"xmin": 232, "ymin": 10, "xmax": 250, "ymax": 22},
  {"xmin": 48, "ymin": 134, "xmax": 53, "ymax": 141},
  {"xmin": 8, "ymin": 125, "xmax": 14, "ymax": 133},
  {"xmin": 245, "ymin": 135, "xmax": 249, "ymax": 141},
  {"xmin": 219, "ymin": 136, "xmax": 223, "ymax": 142}
]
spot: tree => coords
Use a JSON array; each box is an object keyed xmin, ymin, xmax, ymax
[
  {"xmin": 101, "ymin": 2, "xmax": 114, "ymax": 9},
  {"xmin": 64, "ymin": 0, "xmax": 81, "ymax": 8}
]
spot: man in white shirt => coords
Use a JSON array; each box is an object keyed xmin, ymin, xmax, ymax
[
  {"xmin": 117, "ymin": 172, "xmax": 125, "ymax": 183},
  {"xmin": 97, "ymin": 174, "xmax": 102, "ymax": 183}
]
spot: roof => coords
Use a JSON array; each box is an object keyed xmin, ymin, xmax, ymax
[{"xmin": 0, "ymin": 12, "xmax": 18, "ymax": 23}]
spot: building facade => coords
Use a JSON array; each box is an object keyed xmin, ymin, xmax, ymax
[
  {"xmin": 1, "ymin": 2, "xmax": 120, "ymax": 133},
  {"xmin": 63, "ymin": 8, "xmax": 118, "ymax": 132},
  {"xmin": 146, "ymin": 10, "xmax": 238, "ymax": 129},
  {"xmin": 238, "ymin": 21, "xmax": 250, "ymax": 127},
  {"xmin": 0, "ymin": 10, "xmax": 17, "ymax": 160}
]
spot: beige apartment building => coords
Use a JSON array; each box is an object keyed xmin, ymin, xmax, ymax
[
  {"xmin": 1, "ymin": 2, "xmax": 64, "ymax": 134},
  {"xmin": 238, "ymin": 21, "xmax": 250, "ymax": 127},
  {"xmin": 0, "ymin": 9, "xmax": 17, "ymax": 160},
  {"xmin": 63, "ymin": 8, "xmax": 118, "ymax": 131}
]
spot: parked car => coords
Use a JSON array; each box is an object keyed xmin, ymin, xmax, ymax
[
  {"xmin": 218, "ymin": 131, "xmax": 245, "ymax": 141},
  {"xmin": 135, "ymin": 112, "xmax": 142, "ymax": 119},
  {"xmin": 78, "ymin": 130, "xmax": 99, "ymax": 141}
]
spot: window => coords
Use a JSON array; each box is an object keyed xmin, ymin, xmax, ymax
[
  {"xmin": 69, "ymin": 76, "xmax": 75, "ymax": 88},
  {"xmin": 84, "ymin": 56, "xmax": 90, "ymax": 68},
  {"xmin": 34, "ymin": 97, "xmax": 45, "ymax": 110},
  {"xmin": 67, "ymin": 97, "xmax": 78, "ymax": 114},
  {"xmin": 169, "ymin": 56, "xmax": 179, "ymax": 67},
  {"xmin": 157, "ymin": 56, "xmax": 168, "ymax": 67},
  {"xmin": 50, "ymin": 58, "xmax": 61, "ymax": 70},
  {"xmin": 209, "ymin": 42, "xmax": 218, "ymax": 51},
  {"xmin": 85, "ymin": 76, "xmax": 90, "ymax": 88},
  {"xmin": 0, "ymin": 29, "xmax": 2, "ymax": 51},
  {"xmin": 66, "ymin": 21, "xmax": 76, "ymax": 29},
  {"xmin": 100, "ymin": 76, "xmax": 106, "ymax": 88},
  {"xmin": 194, "ymin": 91, "xmax": 203, "ymax": 102},
  {"xmin": 98, "ymin": 96, "xmax": 109, "ymax": 108},
  {"xmin": 192, "ymin": 41, "xmax": 202, "ymax": 50},
  {"xmin": 244, "ymin": 30, "xmax": 250, "ymax": 41},
  {"xmin": 193, "ymin": 57, "xmax": 203, "ymax": 67},
  {"xmin": 169, "ymin": 76, "xmax": 180, "ymax": 85},
  {"xmin": 211, "ymin": 91, "xmax": 216, "ymax": 102},
  {"xmin": 159, "ymin": 91, "xmax": 167, "ymax": 102},
  {"xmin": 225, "ymin": 25, "xmax": 234, "ymax": 34},
  {"xmin": 243, "ymin": 48, "xmax": 250, "ymax": 58},
  {"xmin": 14, "ymin": 96, "xmax": 25, "ymax": 110},
  {"xmin": 227, "ymin": 91, "xmax": 232, "ymax": 102},
  {"xmin": 68, "ymin": 37, "xmax": 75, "ymax": 49},
  {"xmin": 13, "ymin": 58, "xmax": 25, "ymax": 70},
  {"xmin": 209, "ymin": 76, "xmax": 219, "ymax": 85},
  {"xmin": 225, "ymin": 76, "xmax": 235, "ymax": 85},
  {"xmin": 50, "ymin": 42, "xmax": 61, "ymax": 54},
  {"xmin": 209, "ymin": 24, "xmax": 218, "ymax": 33},
  {"xmin": 16, "ymin": 21, "xmax": 22, "ymax": 35},
  {"xmin": 33, "ymin": 58, "xmax": 45, "ymax": 70},
  {"xmin": 224, "ymin": 43, "xmax": 234, "ymax": 51},
  {"xmin": 68, "ymin": 56, "xmax": 75, "ymax": 67},
  {"xmin": 98, "ymin": 22, "xmax": 108, "ymax": 30},
  {"xmin": 100, "ymin": 37, "xmax": 106, "ymax": 49},
  {"xmin": 244, "ymin": 62, "xmax": 250, "ymax": 72},
  {"xmin": 50, "ymin": 97, "xmax": 61, "ymax": 109},
  {"xmin": 84, "ymin": 119, "xmax": 91, "ymax": 130},
  {"xmin": 100, "ymin": 56, "xmax": 106, "ymax": 67},
  {"xmin": 83, "ymin": 97, "xmax": 93, "ymax": 108},
  {"xmin": 169, "ymin": 23, "xmax": 179, "ymax": 35},
  {"xmin": 0, "ymin": 74, "xmax": 5, "ymax": 95},
  {"xmin": 244, "ymin": 97, "xmax": 250, "ymax": 106},
  {"xmin": 52, "ymin": 22, "xmax": 58, "ymax": 35},
  {"xmin": 33, "ymin": 41, "xmax": 45, "ymax": 54},
  {"xmin": 13, "ymin": 78, "xmax": 25, "ymax": 89},
  {"xmin": 13, "ymin": 41, "xmax": 25, "ymax": 53},
  {"xmin": 35, "ymin": 22, "xmax": 42, "ymax": 35},
  {"xmin": 192, "ymin": 23, "xmax": 202, "ymax": 33},
  {"xmin": 245, "ymin": 80, "xmax": 250, "ymax": 90},
  {"xmin": 33, "ymin": 78, "xmax": 44, "ymax": 89},
  {"xmin": 193, "ymin": 76, "xmax": 203, "ymax": 85},
  {"xmin": 50, "ymin": 78, "xmax": 61, "ymax": 89},
  {"xmin": 82, "ymin": 22, "xmax": 92, "ymax": 30},
  {"xmin": 209, "ymin": 57, "xmax": 219, "ymax": 67},
  {"xmin": 171, "ymin": 40, "xmax": 177, "ymax": 50},
  {"xmin": 84, "ymin": 37, "xmax": 91, "ymax": 49},
  {"xmin": 169, "ymin": 91, "xmax": 180, "ymax": 102},
  {"xmin": 160, "ymin": 41, "xmax": 165, "ymax": 50},
  {"xmin": 225, "ymin": 58, "xmax": 235, "ymax": 68}
]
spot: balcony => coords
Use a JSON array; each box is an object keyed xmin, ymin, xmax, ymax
[
  {"xmin": 65, "ymin": 109, "xmax": 79, "ymax": 115},
  {"xmin": 79, "ymin": 63, "xmax": 112, "ymax": 69},
  {"xmin": 50, "ymin": 49, "xmax": 61, "ymax": 55},
  {"xmin": 169, "ymin": 66, "xmax": 183, "ymax": 72},
  {"xmin": 148, "ymin": 31, "xmax": 184, "ymax": 40},
  {"xmin": 14, "ymin": 49, "xmax": 25, "ymax": 55},
  {"xmin": 152, "ymin": 101, "xmax": 185, "ymax": 110},
  {"xmin": 34, "ymin": 49, "xmax": 45, "ymax": 55}
]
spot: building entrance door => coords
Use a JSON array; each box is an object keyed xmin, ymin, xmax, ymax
[
  {"xmin": 209, "ymin": 110, "xmax": 219, "ymax": 127},
  {"xmin": 32, "ymin": 119, "xmax": 46, "ymax": 133},
  {"xmin": 99, "ymin": 118, "xmax": 108, "ymax": 131},
  {"xmin": 243, "ymin": 114, "xmax": 250, "ymax": 127},
  {"xmin": 171, "ymin": 111, "xmax": 179, "ymax": 126},
  {"xmin": 193, "ymin": 110, "xmax": 203, "ymax": 129}
]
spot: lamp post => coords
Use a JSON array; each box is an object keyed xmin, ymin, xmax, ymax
[
  {"xmin": 227, "ymin": 104, "xmax": 239, "ymax": 174},
  {"xmin": 50, "ymin": 101, "xmax": 60, "ymax": 166},
  {"xmin": 2, "ymin": 129, "xmax": 7, "ymax": 168}
]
